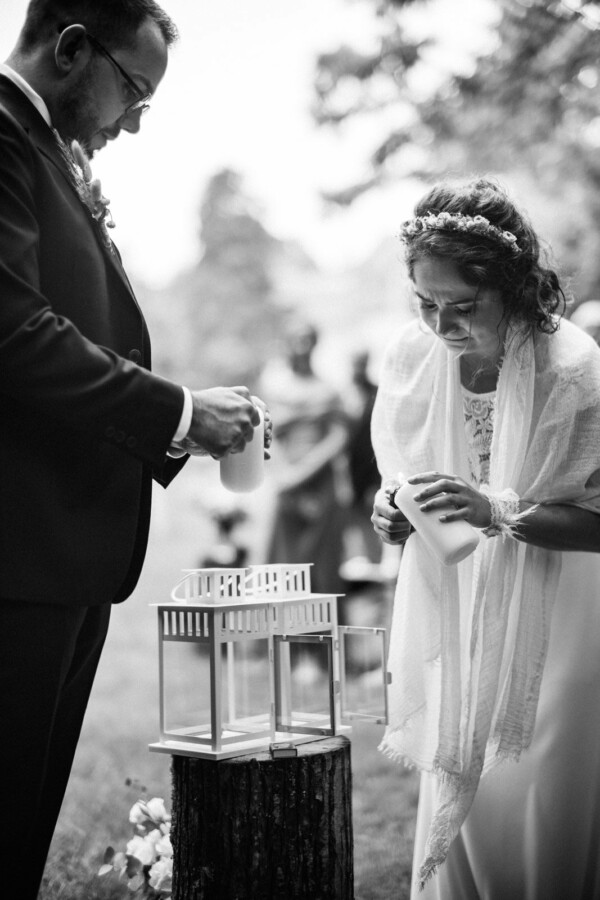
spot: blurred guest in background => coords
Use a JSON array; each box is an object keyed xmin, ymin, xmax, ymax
[
  {"xmin": 260, "ymin": 318, "xmax": 348, "ymax": 594},
  {"xmin": 197, "ymin": 506, "xmax": 249, "ymax": 569},
  {"xmin": 344, "ymin": 350, "xmax": 383, "ymax": 567}
]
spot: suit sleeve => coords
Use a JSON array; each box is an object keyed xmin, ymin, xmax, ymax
[{"xmin": 0, "ymin": 108, "xmax": 185, "ymax": 470}]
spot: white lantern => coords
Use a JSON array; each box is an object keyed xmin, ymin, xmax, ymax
[{"xmin": 149, "ymin": 563, "xmax": 389, "ymax": 760}]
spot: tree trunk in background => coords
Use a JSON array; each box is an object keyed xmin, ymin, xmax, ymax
[{"xmin": 171, "ymin": 736, "xmax": 354, "ymax": 899}]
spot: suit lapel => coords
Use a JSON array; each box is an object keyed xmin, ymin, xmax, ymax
[
  {"xmin": 0, "ymin": 75, "xmax": 139, "ymax": 301},
  {"xmin": 0, "ymin": 75, "xmax": 76, "ymax": 191}
]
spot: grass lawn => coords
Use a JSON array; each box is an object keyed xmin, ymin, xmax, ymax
[{"xmin": 38, "ymin": 468, "xmax": 418, "ymax": 899}]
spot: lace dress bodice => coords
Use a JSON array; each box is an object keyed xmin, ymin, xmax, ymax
[{"xmin": 462, "ymin": 386, "xmax": 495, "ymax": 488}]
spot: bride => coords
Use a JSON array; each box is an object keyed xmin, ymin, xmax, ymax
[{"xmin": 371, "ymin": 177, "xmax": 600, "ymax": 899}]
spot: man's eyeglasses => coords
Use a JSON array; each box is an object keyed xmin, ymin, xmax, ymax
[{"xmin": 87, "ymin": 34, "xmax": 152, "ymax": 115}]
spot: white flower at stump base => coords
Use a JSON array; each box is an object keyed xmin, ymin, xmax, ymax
[
  {"xmin": 149, "ymin": 856, "xmax": 173, "ymax": 894},
  {"xmin": 98, "ymin": 796, "xmax": 172, "ymax": 897}
]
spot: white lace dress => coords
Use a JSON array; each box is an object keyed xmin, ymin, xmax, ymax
[
  {"xmin": 462, "ymin": 387, "xmax": 494, "ymax": 488},
  {"xmin": 413, "ymin": 387, "xmax": 600, "ymax": 899}
]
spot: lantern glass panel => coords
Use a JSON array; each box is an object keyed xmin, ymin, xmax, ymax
[
  {"xmin": 274, "ymin": 635, "xmax": 335, "ymax": 736},
  {"xmin": 162, "ymin": 637, "xmax": 273, "ymax": 744},
  {"xmin": 339, "ymin": 626, "xmax": 388, "ymax": 724},
  {"xmin": 163, "ymin": 640, "xmax": 211, "ymax": 739},
  {"xmin": 221, "ymin": 638, "xmax": 272, "ymax": 735}
]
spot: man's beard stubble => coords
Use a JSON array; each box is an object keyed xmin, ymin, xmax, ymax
[{"xmin": 53, "ymin": 63, "xmax": 101, "ymax": 157}]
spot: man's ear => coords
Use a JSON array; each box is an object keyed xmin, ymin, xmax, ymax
[{"xmin": 54, "ymin": 24, "xmax": 90, "ymax": 74}]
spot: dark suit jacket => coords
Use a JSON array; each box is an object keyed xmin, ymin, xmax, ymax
[{"xmin": 0, "ymin": 75, "xmax": 187, "ymax": 605}]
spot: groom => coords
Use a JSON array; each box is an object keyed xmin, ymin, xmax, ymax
[{"xmin": 0, "ymin": 2, "xmax": 270, "ymax": 896}]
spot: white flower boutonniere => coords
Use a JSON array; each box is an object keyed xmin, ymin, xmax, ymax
[
  {"xmin": 52, "ymin": 128, "xmax": 116, "ymax": 250},
  {"xmin": 70, "ymin": 140, "xmax": 116, "ymax": 249}
]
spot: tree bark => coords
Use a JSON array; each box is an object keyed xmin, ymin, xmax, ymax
[{"xmin": 171, "ymin": 736, "xmax": 354, "ymax": 899}]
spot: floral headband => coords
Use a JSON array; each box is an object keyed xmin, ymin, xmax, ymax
[{"xmin": 399, "ymin": 212, "xmax": 520, "ymax": 254}]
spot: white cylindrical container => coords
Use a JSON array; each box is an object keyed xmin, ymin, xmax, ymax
[
  {"xmin": 220, "ymin": 409, "xmax": 265, "ymax": 493},
  {"xmin": 393, "ymin": 479, "xmax": 480, "ymax": 566}
]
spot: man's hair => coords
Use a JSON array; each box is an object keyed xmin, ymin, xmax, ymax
[{"xmin": 19, "ymin": 0, "xmax": 178, "ymax": 51}]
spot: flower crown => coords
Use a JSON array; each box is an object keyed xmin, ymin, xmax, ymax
[{"xmin": 400, "ymin": 212, "xmax": 520, "ymax": 254}]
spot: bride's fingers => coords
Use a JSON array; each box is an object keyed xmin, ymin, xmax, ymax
[
  {"xmin": 372, "ymin": 518, "xmax": 412, "ymax": 544},
  {"xmin": 418, "ymin": 494, "xmax": 462, "ymax": 512},
  {"xmin": 371, "ymin": 512, "xmax": 410, "ymax": 533},
  {"xmin": 413, "ymin": 479, "xmax": 463, "ymax": 502},
  {"xmin": 439, "ymin": 507, "xmax": 471, "ymax": 523},
  {"xmin": 407, "ymin": 471, "xmax": 457, "ymax": 484}
]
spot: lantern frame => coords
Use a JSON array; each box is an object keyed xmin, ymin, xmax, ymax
[{"xmin": 149, "ymin": 564, "xmax": 389, "ymax": 761}]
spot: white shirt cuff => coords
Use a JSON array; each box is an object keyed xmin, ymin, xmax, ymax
[{"xmin": 172, "ymin": 386, "xmax": 193, "ymax": 444}]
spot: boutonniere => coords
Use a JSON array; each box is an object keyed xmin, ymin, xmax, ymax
[
  {"xmin": 52, "ymin": 128, "xmax": 116, "ymax": 250},
  {"xmin": 71, "ymin": 140, "xmax": 116, "ymax": 249}
]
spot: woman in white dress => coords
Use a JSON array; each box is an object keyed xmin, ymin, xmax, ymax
[{"xmin": 371, "ymin": 177, "xmax": 600, "ymax": 899}]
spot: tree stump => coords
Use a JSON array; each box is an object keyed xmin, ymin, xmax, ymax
[{"xmin": 171, "ymin": 736, "xmax": 354, "ymax": 900}]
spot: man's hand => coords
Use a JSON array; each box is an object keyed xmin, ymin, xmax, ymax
[
  {"xmin": 176, "ymin": 386, "xmax": 263, "ymax": 459},
  {"xmin": 251, "ymin": 394, "xmax": 273, "ymax": 460}
]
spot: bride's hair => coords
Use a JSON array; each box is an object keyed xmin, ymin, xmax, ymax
[{"xmin": 402, "ymin": 177, "xmax": 566, "ymax": 335}]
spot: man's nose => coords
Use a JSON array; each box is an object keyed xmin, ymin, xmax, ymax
[{"xmin": 119, "ymin": 108, "xmax": 143, "ymax": 134}]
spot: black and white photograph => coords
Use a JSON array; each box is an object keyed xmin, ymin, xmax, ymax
[{"xmin": 2, "ymin": 1, "xmax": 600, "ymax": 898}]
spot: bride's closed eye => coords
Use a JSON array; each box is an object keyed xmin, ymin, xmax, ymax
[{"xmin": 418, "ymin": 299, "xmax": 474, "ymax": 317}]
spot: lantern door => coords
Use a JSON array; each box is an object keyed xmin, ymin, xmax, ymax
[{"xmin": 338, "ymin": 626, "xmax": 389, "ymax": 726}]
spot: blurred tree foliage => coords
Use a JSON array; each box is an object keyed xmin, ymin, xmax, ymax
[
  {"xmin": 139, "ymin": 168, "xmax": 285, "ymax": 388},
  {"xmin": 314, "ymin": 0, "xmax": 600, "ymax": 299}
]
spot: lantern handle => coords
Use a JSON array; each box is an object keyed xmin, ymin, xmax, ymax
[
  {"xmin": 170, "ymin": 571, "xmax": 193, "ymax": 603},
  {"xmin": 170, "ymin": 568, "xmax": 251, "ymax": 603}
]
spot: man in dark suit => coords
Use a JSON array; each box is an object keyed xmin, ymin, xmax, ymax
[{"xmin": 0, "ymin": 2, "xmax": 269, "ymax": 895}]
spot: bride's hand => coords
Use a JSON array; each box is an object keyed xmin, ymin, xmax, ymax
[
  {"xmin": 407, "ymin": 472, "xmax": 492, "ymax": 528},
  {"xmin": 371, "ymin": 487, "xmax": 413, "ymax": 545}
]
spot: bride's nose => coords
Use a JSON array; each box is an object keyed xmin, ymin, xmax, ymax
[{"xmin": 435, "ymin": 307, "xmax": 459, "ymax": 336}]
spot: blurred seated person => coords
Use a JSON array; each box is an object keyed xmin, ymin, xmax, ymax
[
  {"xmin": 198, "ymin": 506, "xmax": 248, "ymax": 569},
  {"xmin": 260, "ymin": 318, "xmax": 348, "ymax": 594}
]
